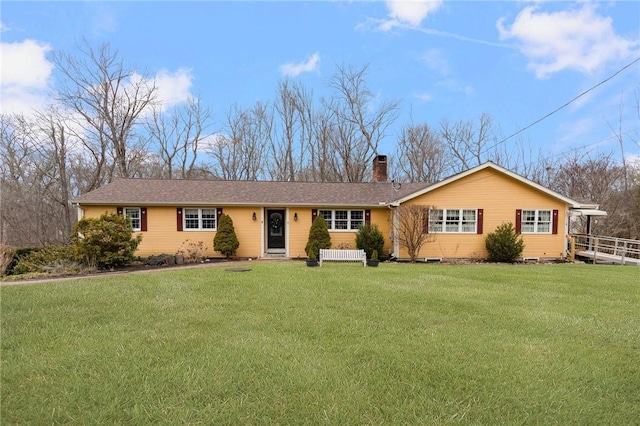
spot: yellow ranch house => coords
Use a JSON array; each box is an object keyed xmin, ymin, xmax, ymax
[{"xmin": 72, "ymin": 156, "xmax": 602, "ymax": 262}]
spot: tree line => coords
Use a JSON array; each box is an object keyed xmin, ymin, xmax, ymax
[{"xmin": 1, "ymin": 42, "xmax": 638, "ymax": 248}]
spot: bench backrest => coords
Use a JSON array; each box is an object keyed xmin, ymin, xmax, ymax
[{"xmin": 320, "ymin": 249, "xmax": 364, "ymax": 259}]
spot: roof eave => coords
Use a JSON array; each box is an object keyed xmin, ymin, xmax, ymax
[{"xmin": 74, "ymin": 201, "xmax": 388, "ymax": 208}]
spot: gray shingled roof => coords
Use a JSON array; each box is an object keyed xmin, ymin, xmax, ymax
[{"xmin": 72, "ymin": 178, "xmax": 431, "ymax": 207}]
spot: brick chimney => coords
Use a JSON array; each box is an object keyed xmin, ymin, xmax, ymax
[{"xmin": 373, "ymin": 155, "xmax": 388, "ymax": 183}]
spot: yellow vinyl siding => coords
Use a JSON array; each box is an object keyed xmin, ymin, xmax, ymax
[
  {"xmin": 286, "ymin": 208, "xmax": 311, "ymax": 259},
  {"xmin": 218, "ymin": 207, "xmax": 262, "ymax": 258},
  {"xmin": 397, "ymin": 167, "xmax": 568, "ymax": 260},
  {"xmin": 79, "ymin": 205, "xmax": 393, "ymax": 259},
  {"xmin": 80, "ymin": 205, "xmax": 262, "ymax": 258},
  {"xmin": 286, "ymin": 207, "xmax": 392, "ymax": 259}
]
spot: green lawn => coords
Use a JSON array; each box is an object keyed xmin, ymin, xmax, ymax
[{"xmin": 2, "ymin": 262, "xmax": 638, "ymax": 424}]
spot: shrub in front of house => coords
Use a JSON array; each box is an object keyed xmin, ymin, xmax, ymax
[
  {"xmin": 305, "ymin": 215, "xmax": 331, "ymax": 258},
  {"xmin": 178, "ymin": 239, "xmax": 209, "ymax": 262},
  {"xmin": 485, "ymin": 222, "xmax": 525, "ymax": 263},
  {"xmin": 71, "ymin": 212, "xmax": 142, "ymax": 269},
  {"xmin": 10, "ymin": 245, "xmax": 79, "ymax": 275},
  {"xmin": 1, "ymin": 245, "xmax": 16, "ymax": 276},
  {"xmin": 213, "ymin": 214, "xmax": 239, "ymax": 258},
  {"xmin": 355, "ymin": 223, "xmax": 385, "ymax": 260}
]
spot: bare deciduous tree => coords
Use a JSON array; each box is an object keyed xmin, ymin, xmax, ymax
[
  {"xmin": 328, "ymin": 64, "xmax": 400, "ymax": 180},
  {"xmin": 0, "ymin": 113, "xmax": 75, "ymax": 246},
  {"xmin": 33, "ymin": 107, "xmax": 76, "ymax": 240},
  {"xmin": 395, "ymin": 204, "xmax": 434, "ymax": 262},
  {"xmin": 548, "ymin": 152, "xmax": 625, "ymax": 235},
  {"xmin": 440, "ymin": 112, "xmax": 496, "ymax": 173},
  {"xmin": 52, "ymin": 41, "xmax": 157, "ymax": 182},
  {"xmin": 393, "ymin": 122, "xmax": 446, "ymax": 182},
  {"xmin": 305, "ymin": 106, "xmax": 339, "ymax": 182},
  {"xmin": 146, "ymin": 96, "xmax": 212, "ymax": 179},
  {"xmin": 209, "ymin": 103, "xmax": 270, "ymax": 180},
  {"xmin": 267, "ymin": 80, "xmax": 315, "ymax": 181}
]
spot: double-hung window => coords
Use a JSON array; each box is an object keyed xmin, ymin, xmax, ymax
[
  {"xmin": 319, "ymin": 209, "xmax": 365, "ymax": 231},
  {"xmin": 521, "ymin": 209, "xmax": 551, "ymax": 233},
  {"xmin": 124, "ymin": 207, "xmax": 141, "ymax": 231},
  {"xmin": 429, "ymin": 208, "xmax": 477, "ymax": 233},
  {"xmin": 184, "ymin": 208, "xmax": 217, "ymax": 231}
]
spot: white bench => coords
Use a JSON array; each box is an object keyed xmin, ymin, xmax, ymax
[{"xmin": 319, "ymin": 249, "xmax": 367, "ymax": 267}]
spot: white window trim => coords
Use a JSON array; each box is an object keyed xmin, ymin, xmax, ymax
[
  {"xmin": 183, "ymin": 208, "xmax": 217, "ymax": 231},
  {"xmin": 521, "ymin": 209, "xmax": 552, "ymax": 234},
  {"xmin": 429, "ymin": 208, "xmax": 478, "ymax": 234},
  {"xmin": 319, "ymin": 209, "xmax": 365, "ymax": 231},
  {"xmin": 124, "ymin": 207, "xmax": 141, "ymax": 231}
]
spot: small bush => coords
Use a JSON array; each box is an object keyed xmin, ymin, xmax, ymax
[
  {"xmin": 371, "ymin": 250, "xmax": 379, "ymax": 261},
  {"xmin": 335, "ymin": 242, "xmax": 354, "ymax": 250},
  {"xmin": 1, "ymin": 245, "xmax": 16, "ymax": 277},
  {"xmin": 305, "ymin": 215, "xmax": 331, "ymax": 258},
  {"xmin": 356, "ymin": 224, "xmax": 385, "ymax": 260},
  {"xmin": 11, "ymin": 245, "xmax": 78, "ymax": 275},
  {"xmin": 4, "ymin": 247, "xmax": 41, "ymax": 276},
  {"xmin": 485, "ymin": 222, "xmax": 525, "ymax": 263},
  {"xmin": 213, "ymin": 214, "xmax": 239, "ymax": 258},
  {"xmin": 179, "ymin": 239, "xmax": 209, "ymax": 262},
  {"xmin": 307, "ymin": 248, "xmax": 317, "ymax": 261},
  {"xmin": 71, "ymin": 212, "xmax": 142, "ymax": 269}
]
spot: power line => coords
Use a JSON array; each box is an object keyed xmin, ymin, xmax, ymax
[{"xmin": 485, "ymin": 56, "xmax": 640, "ymax": 154}]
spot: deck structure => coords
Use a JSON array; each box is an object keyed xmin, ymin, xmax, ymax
[{"xmin": 569, "ymin": 234, "xmax": 640, "ymax": 266}]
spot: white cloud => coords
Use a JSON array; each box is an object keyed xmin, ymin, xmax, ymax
[
  {"xmin": 497, "ymin": 4, "xmax": 640, "ymax": 78},
  {"xmin": 386, "ymin": 0, "xmax": 443, "ymax": 26},
  {"xmin": 0, "ymin": 39, "xmax": 53, "ymax": 114},
  {"xmin": 0, "ymin": 36, "xmax": 193, "ymax": 117},
  {"xmin": 626, "ymin": 154, "xmax": 640, "ymax": 168},
  {"xmin": 153, "ymin": 68, "xmax": 193, "ymax": 110},
  {"xmin": 280, "ymin": 53, "xmax": 320, "ymax": 77},
  {"xmin": 377, "ymin": 0, "xmax": 443, "ymax": 31}
]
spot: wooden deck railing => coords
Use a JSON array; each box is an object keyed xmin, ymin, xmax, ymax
[{"xmin": 568, "ymin": 234, "xmax": 640, "ymax": 265}]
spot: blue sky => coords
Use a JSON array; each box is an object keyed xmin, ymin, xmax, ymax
[{"xmin": 2, "ymin": 1, "xmax": 639, "ymax": 166}]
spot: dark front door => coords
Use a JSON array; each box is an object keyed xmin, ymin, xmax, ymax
[{"xmin": 267, "ymin": 209, "xmax": 286, "ymax": 250}]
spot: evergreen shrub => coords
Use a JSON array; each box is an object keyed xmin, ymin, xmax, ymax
[
  {"xmin": 355, "ymin": 224, "xmax": 385, "ymax": 259},
  {"xmin": 213, "ymin": 214, "xmax": 239, "ymax": 258},
  {"xmin": 485, "ymin": 222, "xmax": 525, "ymax": 263},
  {"xmin": 305, "ymin": 215, "xmax": 331, "ymax": 258},
  {"xmin": 11, "ymin": 245, "xmax": 78, "ymax": 275},
  {"xmin": 71, "ymin": 212, "xmax": 142, "ymax": 269}
]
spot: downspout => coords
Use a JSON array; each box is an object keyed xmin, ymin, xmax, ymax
[
  {"xmin": 76, "ymin": 204, "xmax": 84, "ymax": 221},
  {"xmin": 387, "ymin": 179, "xmax": 402, "ymax": 259},
  {"xmin": 388, "ymin": 202, "xmax": 400, "ymax": 259},
  {"xmin": 563, "ymin": 207, "xmax": 569, "ymax": 259}
]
